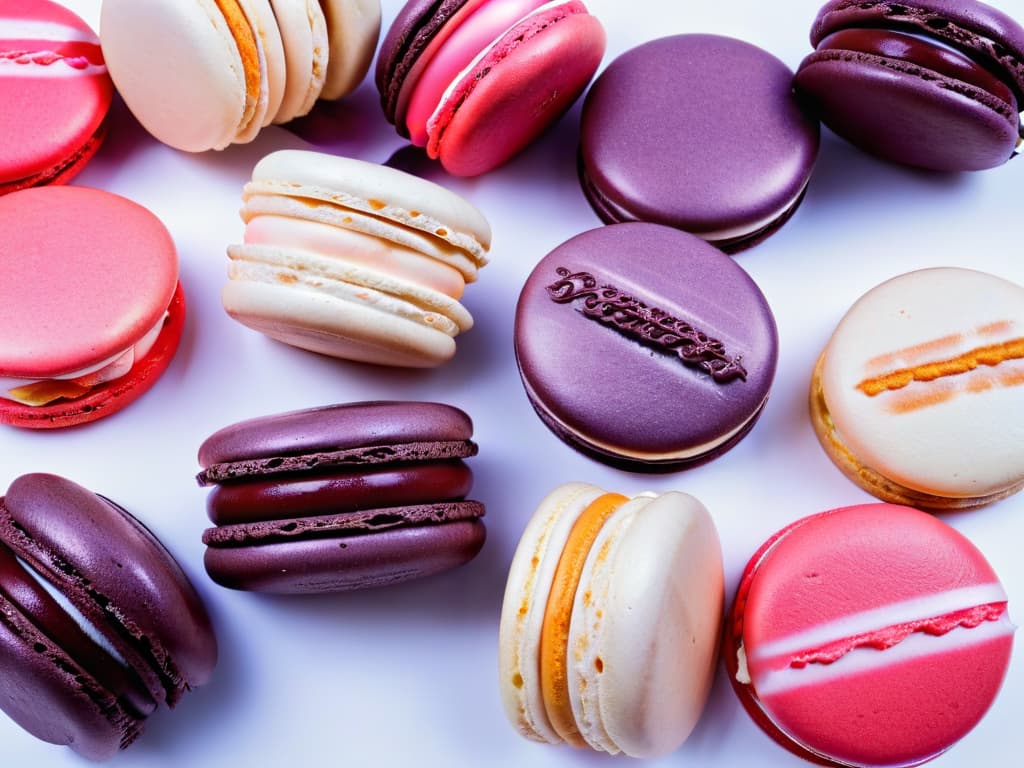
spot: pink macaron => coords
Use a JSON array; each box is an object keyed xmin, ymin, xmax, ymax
[
  {"xmin": 726, "ymin": 503, "xmax": 1015, "ymax": 767},
  {"xmin": 376, "ymin": 0, "xmax": 606, "ymax": 176},
  {"xmin": 0, "ymin": 0, "xmax": 113, "ymax": 194},
  {"xmin": 0, "ymin": 186, "xmax": 183, "ymax": 429}
]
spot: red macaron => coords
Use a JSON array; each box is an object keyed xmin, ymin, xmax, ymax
[{"xmin": 726, "ymin": 503, "xmax": 1015, "ymax": 767}]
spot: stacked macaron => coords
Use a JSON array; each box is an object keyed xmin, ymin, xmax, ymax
[
  {"xmin": 0, "ymin": 0, "xmax": 113, "ymax": 194},
  {"xmin": 99, "ymin": 0, "xmax": 382, "ymax": 151},
  {"xmin": 197, "ymin": 401, "xmax": 485, "ymax": 593},
  {"xmin": 795, "ymin": 0, "xmax": 1024, "ymax": 171},
  {"xmin": 224, "ymin": 149, "xmax": 490, "ymax": 367},
  {"xmin": 499, "ymin": 483, "xmax": 724, "ymax": 758},
  {"xmin": 376, "ymin": 0, "xmax": 606, "ymax": 175}
]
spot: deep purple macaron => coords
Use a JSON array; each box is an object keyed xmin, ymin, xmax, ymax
[
  {"xmin": 579, "ymin": 34, "xmax": 820, "ymax": 253},
  {"xmin": 514, "ymin": 223, "xmax": 779, "ymax": 472},
  {"xmin": 0, "ymin": 473, "xmax": 216, "ymax": 761},
  {"xmin": 795, "ymin": 0, "xmax": 1024, "ymax": 171},
  {"xmin": 197, "ymin": 401, "xmax": 485, "ymax": 594}
]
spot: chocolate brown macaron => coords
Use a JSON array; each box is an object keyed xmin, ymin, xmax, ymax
[{"xmin": 0, "ymin": 473, "xmax": 216, "ymax": 760}]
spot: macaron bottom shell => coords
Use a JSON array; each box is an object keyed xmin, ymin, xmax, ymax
[
  {"xmin": 204, "ymin": 512, "xmax": 485, "ymax": 593},
  {"xmin": 809, "ymin": 352, "xmax": 1024, "ymax": 512},
  {"xmin": 0, "ymin": 283, "xmax": 186, "ymax": 429}
]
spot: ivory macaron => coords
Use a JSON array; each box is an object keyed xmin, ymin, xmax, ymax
[
  {"xmin": 811, "ymin": 267, "xmax": 1024, "ymax": 510},
  {"xmin": 100, "ymin": 0, "xmax": 381, "ymax": 151},
  {"xmin": 224, "ymin": 149, "xmax": 490, "ymax": 367},
  {"xmin": 498, "ymin": 482, "xmax": 724, "ymax": 758}
]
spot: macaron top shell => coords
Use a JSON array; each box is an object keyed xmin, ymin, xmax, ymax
[
  {"xmin": 579, "ymin": 34, "xmax": 819, "ymax": 247},
  {"xmin": 820, "ymin": 267, "xmax": 1024, "ymax": 500},
  {"xmin": 198, "ymin": 401, "xmax": 474, "ymax": 467},
  {"xmin": 320, "ymin": 0, "xmax": 381, "ymax": 101},
  {"xmin": 733, "ymin": 503, "xmax": 1014, "ymax": 767},
  {"xmin": 0, "ymin": 0, "xmax": 112, "ymax": 189},
  {"xmin": 0, "ymin": 186, "xmax": 178, "ymax": 378},
  {"xmin": 515, "ymin": 223, "xmax": 778, "ymax": 468}
]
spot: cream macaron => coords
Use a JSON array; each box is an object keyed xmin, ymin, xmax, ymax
[
  {"xmin": 224, "ymin": 149, "xmax": 490, "ymax": 367},
  {"xmin": 811, "ymin": 267, "xmax": 1024, "ymax": 511},
  {"xmin": 498, "ymin": 482, "xmax": 724, "ymax": 758},
  {"xmin": 100, "ymin": 0, "xmax": 380, "ymax": 151}
]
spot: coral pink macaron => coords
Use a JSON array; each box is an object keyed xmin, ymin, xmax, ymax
[
  {"xmin": 726, "ymin": 504, "xmax": 1015, "ymax": 767},
  {"xmin": 0, "ymin": 0, "xmax": 113, "ymax": 194},
  {"xmin": 376, "ymin": 0, "xmax": 606, "ymax": 176},
  {"xmin": 0, "ymin": 186, "xmax": 183, "ymax": 429}
]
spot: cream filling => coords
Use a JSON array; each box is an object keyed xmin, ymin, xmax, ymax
[{"xmin": 1, "ymin": 313, "xmax": 167, "ymax": 406}]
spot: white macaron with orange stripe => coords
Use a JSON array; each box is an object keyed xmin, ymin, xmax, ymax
[
  {"xmin": 498, "ymin": 482, "xmax": 724, "ymax": 758},
  {"xmin": 811, "ymin": 267, "xmax": 1024, "ymax": 511}
]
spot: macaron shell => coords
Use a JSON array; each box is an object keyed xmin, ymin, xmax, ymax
[
  {"xmin": 795, "ymin": 49, "xmax": 1019, "ymax": 171},
  {"xmin": 248, "ymin": 150, "xmax": 492, "ymax": 262},
  {"xmin": 0, "ymin": 591, "xmax": 135, "ymax": 760},
  {"xmin": 515, "ymin": 224, "xmax": 778, "ymax": 469},
  {"xmin": 428, "ymin": 5, "xmax": 605, "ymax": 177},
  {"xmin": 0, "ymin": 282, "xmax": 185, "ymax": 430},
  {"xmin": 569, "ymin": 492, "xmax": 723, "ymax": 758},
  {"xmin": 376, "ymin": 0, "xmax": 474, "ymax": 123},
  {"xmin": 0, "ymin": 0, "xmax": 112, "ymax": 188},
  {"xmin": 268, "ymin": 0, "xmax": 327, "ymax": 123},
  {"xmin": 818, "ymin": 268, "xmax": 1024, "ymax": 502},
  {"xmin": 810, "ymin": 0, "xmax": 1024, "ymax": 99},
  {"xmin": 733, "ymin": 504, "xmax": 1013, "ymax": 767},
  {"xmin": 498, "ymin": 482, "xmax": 606, "ymax": 745},
  {"xmin": 579, "ymin": 34, "xmax": 819, "ymax": 248},
  {"xmin": 100, "ymin": 0, "xmax": 248, "ymax": 152},
  {"xmin": 1, "ymin": 474, "xmax": 218, "ymax": 704},
  {"xmin": 198, "ymin": 400, "xmax": 474, "ymax": 466},
  {"xmin": 221, "ymin": 277, "xmax": 459, "ymax": 367},
  {"xmin": 204, "ymin": 518, "xmax": 485, "ymax": 592},
  {"xmin": 246, "ymin": 0, "xmax": 285, "ymax": 126},
  {"xmin": 319, "ymin": 0, "xmax": 381, "ymax": 100}
]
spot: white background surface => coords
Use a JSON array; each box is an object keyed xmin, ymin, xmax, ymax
[{"xmin": 3, "ymin": 0, "xmax": 1023, "ymax": 765}]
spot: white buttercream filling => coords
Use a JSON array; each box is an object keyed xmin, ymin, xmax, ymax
[{"xmin": 0, "ymin": 313, "xmax": 167, "ymax": 405}]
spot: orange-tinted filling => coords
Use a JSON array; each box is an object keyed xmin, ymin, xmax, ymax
[
  {"xmin": 538, "ymin": 493, "xmax": 627, "ymax": 747},
  {"xmin": 857, "ymin": 338, "xmax": 1024, "ymax": 396},
  {"xmin": 214, "ymin": 0, "xmax": 261, "ymax": 134}
]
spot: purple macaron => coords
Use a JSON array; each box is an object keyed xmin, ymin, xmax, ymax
[
  {"xmin": 0, "ymin": 473, "xmax": 216, "ymax": 760},
  {"xmin": 197, "ymin": 401, "xmax": 485, "ymax": 594},
  {"xmin": 514, "ymin": 223, "xmax": 779, "ymax": 471},
  {"xmin": 795, "ymin": 0, "xmax": 1024, "ymax": 171},
  {"xmin": 579, "ymin": 34, "xmax": 820, "ymax": 253}
]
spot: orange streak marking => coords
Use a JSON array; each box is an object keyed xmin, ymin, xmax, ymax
[{"xmin": 858, "ymin": 339, "xmax": 1024, "ymax": 397}]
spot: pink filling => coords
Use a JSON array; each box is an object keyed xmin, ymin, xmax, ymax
[
  {"xmin": 788, "ymin": 602, "xmax": 1008, "ymax": 668},
  {"xmin": 404, "ymin": 0, "xmax": 552, "ymax": 146}
]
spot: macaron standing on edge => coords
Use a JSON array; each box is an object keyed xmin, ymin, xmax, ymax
[
  {"xmin": 515, "ymin": 223, "xmax": 779, "ymax": 470},
  {"xmin": 0, "ymin": 0, "xmax": 113, "ymax": 194},
  {"xmin": 795, "ymin": 0, "xmax": 1024, "ymax": 171},
  {"xmin": 376, "ymin": 0, "xmax": 606, "ymax": 176},
  {"xmin": 811, "ymin": 267, "xmax": 1024, "ymax": 510},
  {"xmin": 0, "ymin": 473, "xmax": 217, "ymax": 760},
  {"xmin": 579, "ymin": 34, "xmax": 820, "ymax": 251},
  {"xmin": 197, "ymin": 401, "xmax": 486, "ymax": 593},
  {"xmin": 224, "ymin": 149, "xmax": 490, "ymax": 368},
  {"xmin": 726, "ymin": 503, "xmax": 1015, "ymax": 767},
  {"xmin": 0, "ymin": 186, "xmax": 184, "ymax": 429},
  {"xmin": 100, "ymin": 0, "xmax": 381, "ymax": 151},
  {"xmin": 498, "ymin": 483, "xmax": 724, "ymax": 758}
]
